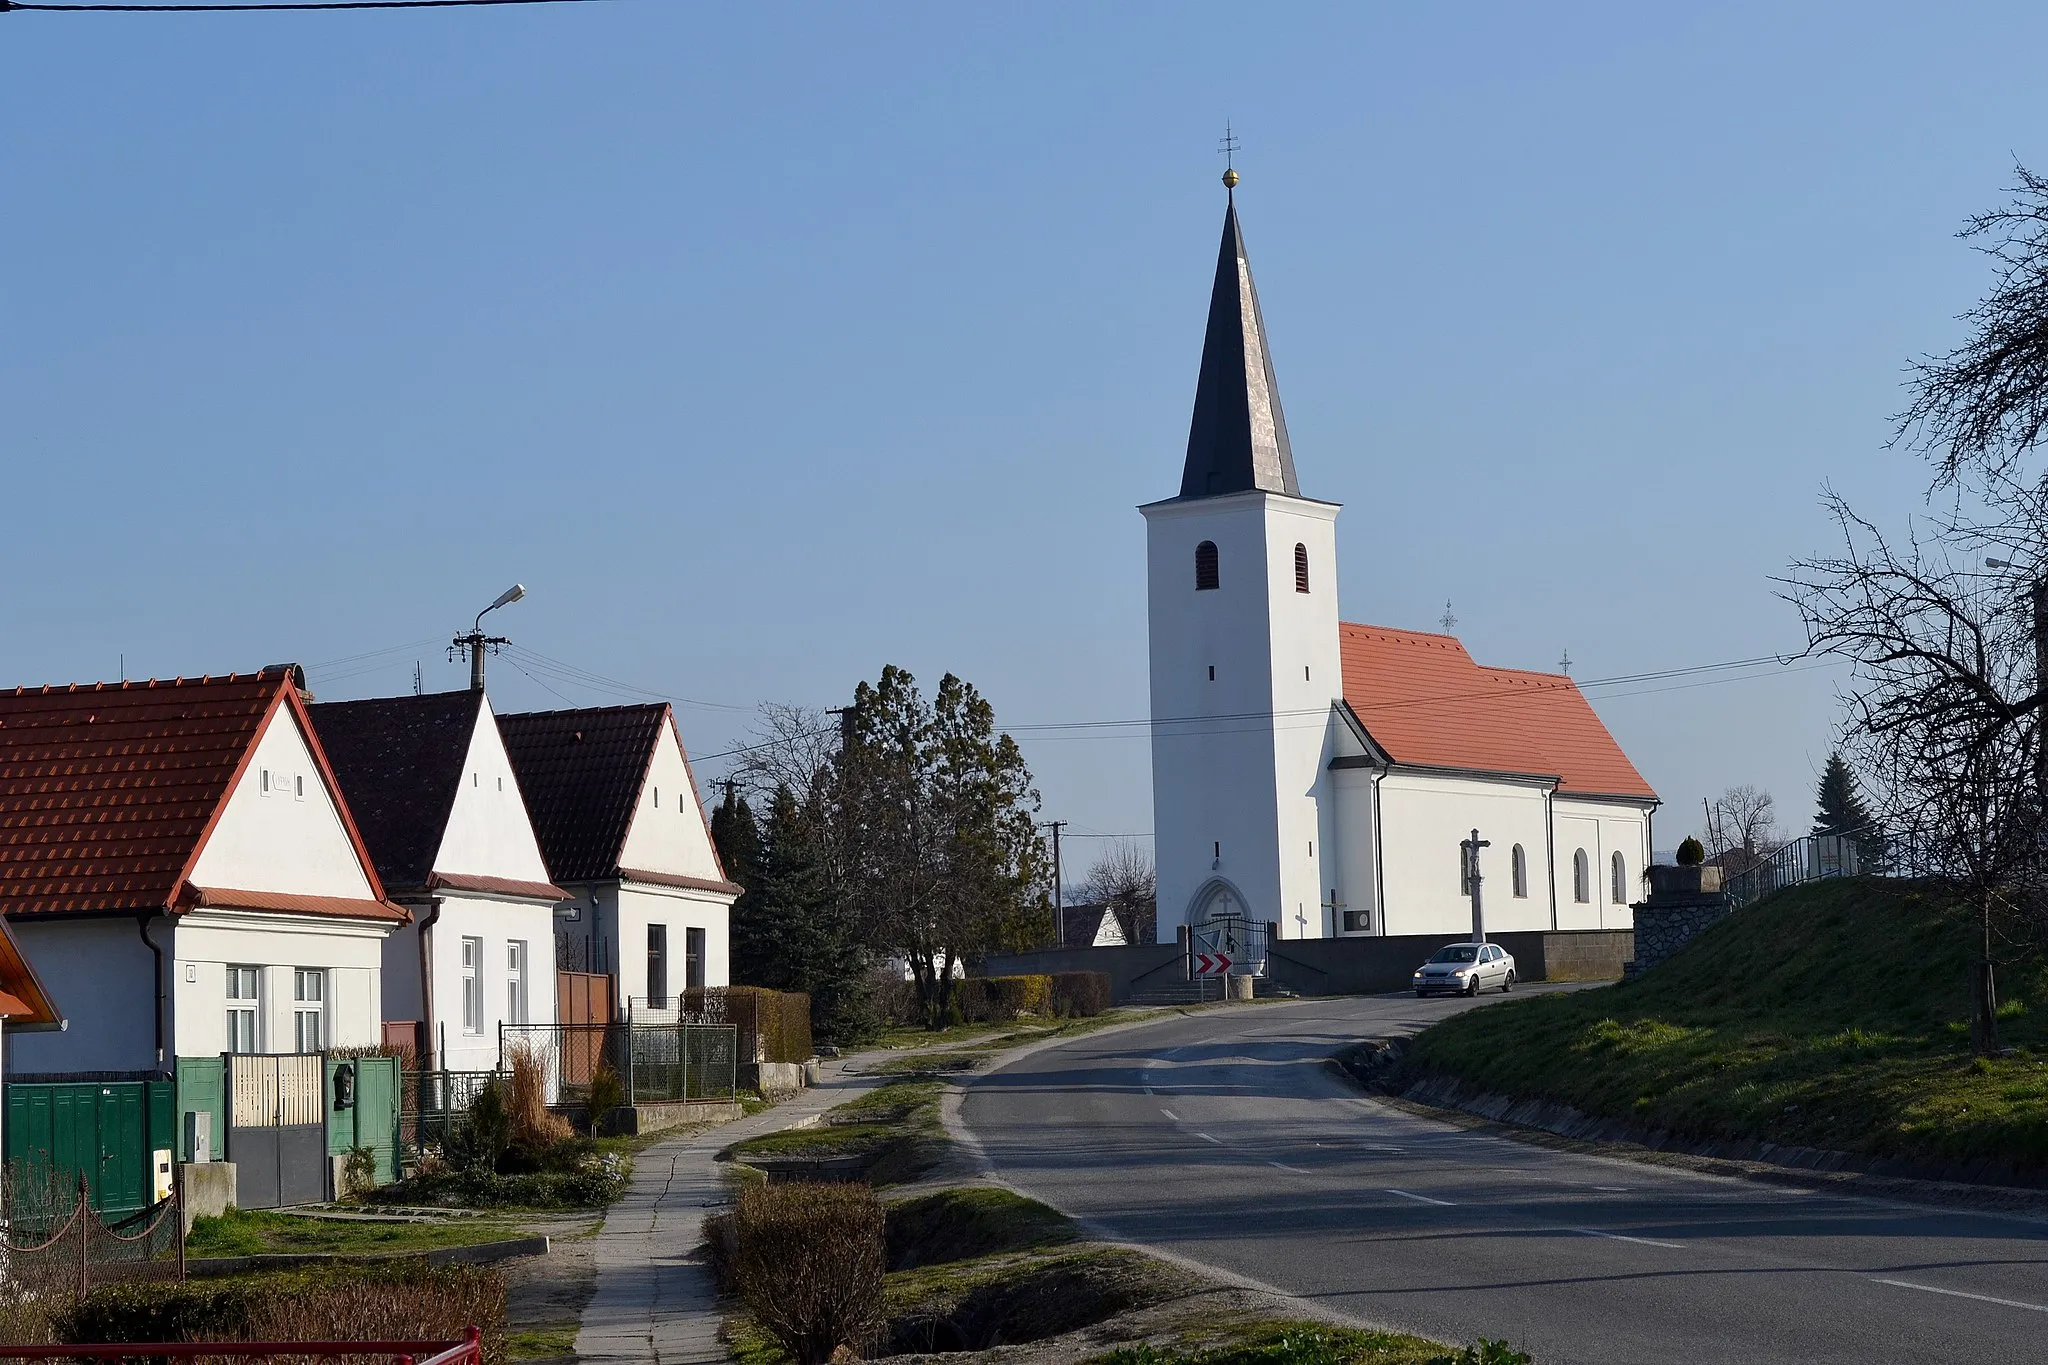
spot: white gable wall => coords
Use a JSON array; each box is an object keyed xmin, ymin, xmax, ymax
[
  {"xmin": 598, "ymin": 881, "xmax": 731, "ymax": 1005},
  {"xmin": 189, "ymin": 708, "xmax": 377, "ymax": 899},
  {"xmin": 171, "ymin": 910, "xmax": 385, "ymax": 1057},
  {"xmin": 616, "ymin": 714, "xmax": 725, "ymax": 880},
  {"xmin": 422, "ymin": 893, "xmax": 560, "ymax": 1072},
  {"xmin": 435, "ymin": 701, "xmax": 555, "ymax": 884}
]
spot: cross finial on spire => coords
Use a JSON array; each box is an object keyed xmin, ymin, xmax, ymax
[{"xmin": 1219, "ymin": 122, "xmax": 1240, "ymax": 191}]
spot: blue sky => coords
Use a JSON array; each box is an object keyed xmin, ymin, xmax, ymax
[{"xmin": 1, "ymin": 1, "xmax": 2035, "ymax": 865}]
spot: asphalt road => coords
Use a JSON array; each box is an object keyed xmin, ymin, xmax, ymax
[{"xmin": 956, "ymin": 992, "xmax": 2048, "ymax": 1365}]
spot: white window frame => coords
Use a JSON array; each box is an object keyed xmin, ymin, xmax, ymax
[
  {"xmin": 293, "ymin": 968, "xmax": 325, "ymax": 1053},
  {"xmin": 226, "ymin": 965, "xmax": 260, "ymax": 1054},
  {"xmin": 461, "ymin": 936, "xmax": 483, "ymax": 1034},
  {"xmin": 1573, "ymin": 849, "xmax": 1591, "ymax": 904},
  {"xmin": 507, "ymin": 940, "xmax": 527, "ymax": 1027}
]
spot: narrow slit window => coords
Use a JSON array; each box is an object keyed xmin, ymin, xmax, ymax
[
  {"xmin": 1611, "ymin": 851, "xmax": 1627, "ymax": 904},
  {"xmin": 1294, "ymin": 543, "xmax": 1310, "ymax": 593},
  {"xmin": 1573, "ymin": 849, "xmax": 1591, "ymax": 903},
  {"xmin": 1195, "ymin": 540, "xmax": 1219, "ymax": 591},
  {"xmin": 1511, "ymin": 844, "xmax": 1528, "ymax": 898}
]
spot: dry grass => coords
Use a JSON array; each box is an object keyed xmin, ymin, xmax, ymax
[{"xmin": 505, "ymin": 1040, "xmax": 575, "ymax": 1149}]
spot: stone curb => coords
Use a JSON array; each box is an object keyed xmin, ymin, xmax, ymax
[{"xmin": 186, "ymin": 1234, "xmax": 550, "ymax": 1279}]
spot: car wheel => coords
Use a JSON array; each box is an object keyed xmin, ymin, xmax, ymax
[
  {"xmin": 1463, "ymin": 976, "xmax": 1478, "ymax": 997},
  {"xmin": 1502, "ymin": 970, "xmax": 1515, "ymax": 993}
]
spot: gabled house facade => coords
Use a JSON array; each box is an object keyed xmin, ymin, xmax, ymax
[
  {"xmin": 499, "ymin": 704, "xmax": 738, "ymax": 1015},
  {"xmin": 311, "ymin": 689, "xmax": 567, "ymax": 1073},
  {"xmin": 0, "ymin": 670, "xmax": 407, "ymax": 1077}
]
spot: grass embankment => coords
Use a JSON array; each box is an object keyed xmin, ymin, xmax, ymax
[
  {"xmin": 1392, "ymin": 878, "xmax": 2048, "ymax": 1171},
  {"xmin": 722, "ymin": 1080, "xmax": 947, "ymax": 1184},
  {"xmin": 186, "ymin": 1207, "xmax": 521, "ymax": 1259}
]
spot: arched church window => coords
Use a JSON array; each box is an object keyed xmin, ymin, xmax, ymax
[
  {"xmin": 1611, "ymin": 851, "xmax": 1627, "ymax": 904},
  {"xmin": 1294, "ymin": 543, "xmax": 1310, "ymax": 593},
  {"xmin": 1573, "ymin": 849, "xmax": 1590, "ymax": 903},
  {"xmin": 1511, "ymin": 844, "xmax": 1528, "ymax": 899},
  {"xmin": 1195, "ymin": 541, "xmax": 1219, "ymax": 591}
]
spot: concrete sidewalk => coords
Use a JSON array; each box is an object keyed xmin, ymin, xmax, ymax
[{"xmin": 572, "ymin": 1060, "xmax": 892, "ymax": 1365}]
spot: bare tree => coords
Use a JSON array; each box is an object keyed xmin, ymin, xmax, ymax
[
  {"xmin": 1785, "ymin": 492, "xmax": 2047, "ymax": 1053},
  {"xmin": 1075, "ymin": 842, "xmax": 1155, "ymax": 909},
  {"xmin": 729, "ymin": 702, "xmax": 841, "ymax": 809},
  {"xmin": 1706, "ymin": 785, "xmax": 1780, "ymax": 867}
]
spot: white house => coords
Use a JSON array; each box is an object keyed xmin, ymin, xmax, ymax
[
  {"xmin": 1145, "ymin": 180, "xmax": 1659, "ymax": 945},
  {"xmin": 311, "ymin": 689, "xmax": 567, "ymax": 1074},
  {"xmin": 0, "ymin": 669, "xmax": 406, "ymax": 1076},
  {"xmin": 499, "ymin": 703, "xmax": 738, "ymax": 1015}
]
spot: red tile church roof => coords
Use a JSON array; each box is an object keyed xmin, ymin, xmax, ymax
[{"xmin": 1338, "ymin": 624, "xmax": 1657, "ymax": 800}]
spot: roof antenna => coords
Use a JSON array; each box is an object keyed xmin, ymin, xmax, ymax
[{"xmin": 1218, "ymin": 122, "xmax": 1240, "ymax": 192}]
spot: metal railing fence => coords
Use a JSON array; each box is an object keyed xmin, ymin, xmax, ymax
[
  {"xmin": 498, "ymin": 1022, "xmax": 737, "ymax": 1106},
  {"xmin": 398, "ymin": 1069, "xmax": 501, "ymax": 1154}
]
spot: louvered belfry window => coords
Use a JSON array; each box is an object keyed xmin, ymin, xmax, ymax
[
  {"xmin": 1195, "ymin": 540, "xmax": 1220, "ymax": 591},
  {"xmin": 1294, "ymin": 543, "xmax": 1310, "ymax": 593}
]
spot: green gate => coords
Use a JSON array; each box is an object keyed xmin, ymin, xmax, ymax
[
  {"xmin": 4, "ymin": 1081, "xmax": 174, "ymax": 1214},
  {"xmin": 326, "ymin": 1056, "xmax": 399, "ymax": 1187}
]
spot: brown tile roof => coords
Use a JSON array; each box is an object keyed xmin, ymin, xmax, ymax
[
  {"xmin": 1338, "ymin": 624, "xmax": 1657, "ymax": 801},
  {"xmin": 0, "ymin": 672, "xmax": 403, "ymax": 921},
  {"xmin": 310, "ymin": 691, "xmax": 485, "ymax": 894},
  {"xmin": 497, "ymin": 704, "xmax": 668, "ymax": 884},
  {"xmin": 182, "ymin": 885, "xmax": 408, "ymax": 923}
]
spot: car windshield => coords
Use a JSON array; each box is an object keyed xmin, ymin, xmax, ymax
[{"xmin": 1430, "ymin": 945, "xmax": 1480, "ymax": 964}]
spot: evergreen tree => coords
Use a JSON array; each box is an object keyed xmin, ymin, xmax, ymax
[
  {"xmin": 710, "ymin": 785, "xmax": 770, "ymax": 984},
  {"xmin": 1812, "ymin": 751, "xmax": 1887, "ymax": 870},
  {"xmin": 753, "ymin": 784, "xmax": 874, "ymax": 1043}
]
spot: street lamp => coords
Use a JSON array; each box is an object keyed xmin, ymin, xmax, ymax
[{"xmin": 452, "ymin": 584, "xmax": 525, "ymax": 692}]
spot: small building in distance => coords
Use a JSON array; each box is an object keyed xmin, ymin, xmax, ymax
[
  {"xmin": 499, "ymin": 703, "xmax": 739, "ymax": 1015},
  {"xmin": 311, "ymin": 689, "xmax": 568, "ymax": 1073}
]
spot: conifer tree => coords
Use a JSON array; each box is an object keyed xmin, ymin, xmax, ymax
[
  {"xmin": 752, "ymin": 784, "xmax": 873, "ymax": 1042},
  {"xmin": 1812, "ymin": 751, "xmax": 1887, "ymax": 870}
]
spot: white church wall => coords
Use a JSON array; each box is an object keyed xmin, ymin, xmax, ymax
[
  {"xmin": 1143, "ymin": 490, "xmax": 1342, "ymax": 941},
  {"xmin": 1553, "ymin": 797, "xmax": 1652, "ymax": 930},
  {"xmin": 1376, "ymin": 772, "xmax": 1554, "ymax": 939},
  {"xmin": 1327, "ymin": 766, "xmax": 1378, "ymax": 937}
]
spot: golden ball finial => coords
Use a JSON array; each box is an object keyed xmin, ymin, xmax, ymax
[{"xmin": 1222, "ymin": 168, "xmax": 1239, "ymax": 190}]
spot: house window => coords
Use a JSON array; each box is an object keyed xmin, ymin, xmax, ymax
[
  {"xmin": 1294, "ymin": 543, "xmax": 1310, "ymax": 593},
  {"xmin": 1611, "ymin": 851, "xmax": 1627, "ymax": 904},
  {"xmin": 1573, "ymin": 849, "xmax": 1590, "ymax": 903},
  {"xmin": 461, "ymin": 937, "xmax": 482, "ymax": 1033},
  {"xmin": 293, "ymin": 969, "xmax": 325, "ymax": 1052},
  {"xmin": 260, "ymin": 769, "xmax": 272, "ymax": 796},
  {"xmin": 226, "ymin": 966, "xmax": 259, "ymax": 1054},
  {"xmin": 1195, "ymin": 540, "xmax": 1219, "ymax": 591},
  {"xmin": 647, "ymin": 924, "xmax": 669, "ymax": 1010},
  {"xmin": 686, "ymin": 927, "xmax": 706, "ymax": 992},
  {"xmin": 1511, "ymin": 844, "xmax": 1528, "ymax": 899},
  {"xmin": 507, "ymin": 941, "xmax": 528, "ymax": 1026},
  {"xmin": 294, "ymin": 774, "xmax": 304, "ymax": 800}
]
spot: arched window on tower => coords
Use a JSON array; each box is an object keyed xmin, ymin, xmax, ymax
[
  {"xmin": 1195, "ymin": 540, "xmax": 1219, "ymax": 591},
  {"xmin": 1573, "ymin": 849, "xmax": 1590, "ymax": 903},
  {"xmin": 1294, "ymin": 543, "xmax": 1310, "ymax": 593},
  {"xmin": 1511, "ymin": 844, "xmax": 1528, "ymax": 899},
  {"xmin": 1611, "ymin": 851, "xmax": 1627, "ymax": 904}
]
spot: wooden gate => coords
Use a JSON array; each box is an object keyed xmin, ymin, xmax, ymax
[
  {"xmin": 556, "ymin": 971, "xmax": 613, "ymax": 1027},
  {"xmin": 226, "ymin": 1055, "xmax": 327, "ymax": 1209}
]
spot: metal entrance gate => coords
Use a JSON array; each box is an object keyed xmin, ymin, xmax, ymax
[{"xmin": 226, "ymin": 1054, "xmax": 327, "ymax": 1209}]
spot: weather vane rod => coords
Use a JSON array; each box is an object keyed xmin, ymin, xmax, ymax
[{"xmin": 1218, "ymin": 122, "xmax": 1240, "ymax": 190}]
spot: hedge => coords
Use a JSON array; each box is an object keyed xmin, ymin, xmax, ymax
[
  {"xmin": 958, "ymin": 975, "xmax": 1053, "ymax": 1022},
  {"xmin": 1050, "ymin": 971, "xmax": 1111, "ymax": 1017},
  {"xmin": 687, "ymin": 985, "xmax": 815, "ymax": 1064},
  {"xmin": 710, "ymin": 1180, "xmax": 885, "ymax": 1365}
]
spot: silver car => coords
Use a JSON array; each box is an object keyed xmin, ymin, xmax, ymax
[{"xmin": 1412, "ymin": 941, "xmax": 1516, "ymax": 997}]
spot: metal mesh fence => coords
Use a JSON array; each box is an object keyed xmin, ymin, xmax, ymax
[
  {"xmin": 0, "ymin": 1171, "xmax": 182, "ymax": 1313},
  {"xmin": 399, "ymin": 1069, "xmax": 502, "ymax": 1155},
  {"xmin": 500, "ymin": 1023, "xmax": 736, "ymax": 1105}
]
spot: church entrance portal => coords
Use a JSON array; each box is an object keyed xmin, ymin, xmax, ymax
[{"xmin": 1188, "ymin": 879, "xmax": 1269, "ymax": 977}]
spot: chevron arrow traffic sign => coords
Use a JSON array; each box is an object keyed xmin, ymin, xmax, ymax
[{"xmin": 1191, "ymin": 951, "xmax": 1233, "ymax": 977}]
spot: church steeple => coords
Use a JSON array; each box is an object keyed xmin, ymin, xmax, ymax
[{"xmin": 1179, "ymin": 176, "xmax": 1300, "ymax": 500}]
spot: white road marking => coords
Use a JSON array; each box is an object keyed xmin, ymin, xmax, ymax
[
  {"xmin": 1159, "ymin": 1108, "xmax": 1180, "ymax": 1121},
  {"xmin": 1876, "ymin": 1279, "xmax": 2048, "ymax": 1313},
  {"xmin": 1197, "ymin": 1133, "xmax": 1224, "ymax": 1144},
  {"xmin": 1593, "ymin": 1186, "xmax": 1630, "ymax": 1192},
  {"xmin": 1268, "ymin": 1160, "xmax": 1313, "ymax": 1174},
  {"xmin": 1142, "ymin": 1087, "xmax": 1154, "ymax": 1095},
  {"xmin": 1572, "ymin": 1227, "xmax": 1684, "ymax": 1249},
  {"xmin": 1384, "ymin": 1188, "xmax": 1456, "ymax": 1207}
]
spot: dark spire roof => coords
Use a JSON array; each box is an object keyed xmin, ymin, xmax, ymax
[{"xmin": 1180, "ymin": 193, "xmax": 1299, "ymax": 500}]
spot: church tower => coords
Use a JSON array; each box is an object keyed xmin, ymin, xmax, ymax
[{"xmin": 1141, "ymin": 174, "xmax": 1343, "ymax": 944}]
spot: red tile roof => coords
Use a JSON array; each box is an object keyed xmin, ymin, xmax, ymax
[
  {"xmin": 1338, "ymin": 624, "xmax": 1657, "ymax": 800},
  {"xmin": 0, "ymin": 672, "xmax": 404, "ymax": 921}
]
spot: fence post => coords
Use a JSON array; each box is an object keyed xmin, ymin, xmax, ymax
[
  {"xmin": 624, "ymin": 998, "xmax": 636, "ymax": 1109},
  {"xmin": 175, "ymin": 1162, "xmax": 187, "ymax": 1282},
  {"xmin": 76, "ymin": 1176, "xmax": 89, "ymax": 1301}
]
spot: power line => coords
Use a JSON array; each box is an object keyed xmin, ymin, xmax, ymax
[{"xmin": 2, "ymin": 0, "xmax": 612, "ymax": 12}]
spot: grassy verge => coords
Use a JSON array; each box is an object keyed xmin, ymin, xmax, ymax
[
  {"xmin": 871, "ymin": 1005, "xmax": 1161, "ymax": 1054},
  {"xmin": 722, "ymin": 1080, "xmax": 946, "ymax": 1184},
  {"xmin": 1094, "ymin": 1323, "xmax": 1528, "ymax": 1365},
  {"xmin": 504, "ymin": 1322, "xmax": 579, "ymax": 1361},
  {"xmin": 186, "ymin": 1208, "xmax": 524, "ymax": 1259},
  {"xmin": 1391, "ymin": 878, "xmax": 2048, "ymax": 1172}
]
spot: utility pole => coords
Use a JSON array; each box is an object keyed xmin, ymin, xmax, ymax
[
  {"xmin": 1460, "ymin": 828, "xmax": 1491, "ymax": 942},
  {"xmin": 1043, "ymin": 821, "xmax": 1067, "ymax": 946},
  {"xmin": 450, "ymin": 584, "xmax": 525, "ymax": 692}
]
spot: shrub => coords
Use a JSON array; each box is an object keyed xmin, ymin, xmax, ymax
[
  {"xmin": 959, "ymin": 975, "xmax": 1054, "ymax": 1022},
  {"xmin": 728, "ymin": 1180, "xmax": 885, "ymax": 1365},
  {"xmin": 585, "ymin": 1060, "xmax": 626, "ymax": 1128},
  {"xmin": 445, "ymin": 1078, "xmax": 511, "ymax": 1173},
  {"xmin": 1051, "ymin": 972, "xmax": 1112, "ymax": 1018},
  {"xmin": 698, "ymin": 986, "xmax": 816, "ymax": 1063},
  {"xmin": 366, "ymin": 1152, "xmax": 627, "ymax": 1209},
  {"xmin": 1676, "ymin": 836, "xmax": 1705, "ymax": 867},
  {"xmin": 61, "ymin": 1262, "xmax": 504, "ymax": 1357},
  {"xmin": 342, "ymin": 1145, "xmax": 378, "ymax": 1200}
]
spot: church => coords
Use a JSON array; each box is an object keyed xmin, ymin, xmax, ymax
[{"xmin": 1143, "ymin": 173, "xmax": 1659, "ymax": 945}]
